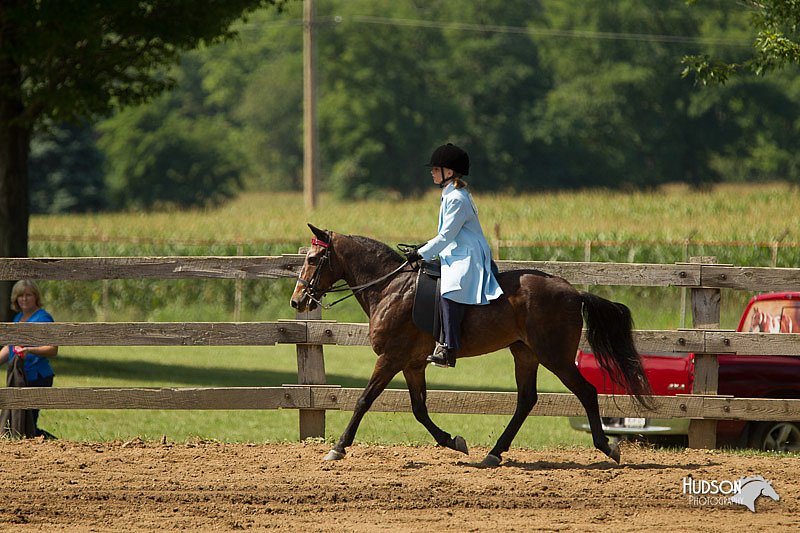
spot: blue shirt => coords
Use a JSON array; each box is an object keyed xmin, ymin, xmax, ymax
[{"xmin": 8, "ymin": 308, "xmax": 55, "ymax": 382}]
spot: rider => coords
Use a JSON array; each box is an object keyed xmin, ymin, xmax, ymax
[{"xmin": 406, "ymin": 143, "xmax": 503, "ymax": 368}]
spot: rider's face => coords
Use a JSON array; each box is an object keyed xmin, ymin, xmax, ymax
[{"xmin": 430, "ymin": 166, "xmax": 453, "ymax": 185}]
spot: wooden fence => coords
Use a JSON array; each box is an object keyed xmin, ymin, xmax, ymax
[{"xmin": 0, "ymin": 254, "xmax": 799, "ymax": 449}]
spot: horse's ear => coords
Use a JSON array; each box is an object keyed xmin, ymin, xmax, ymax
[{"xmin": 308, "ymin": 224, "xmax": 330, "ymax": 243}]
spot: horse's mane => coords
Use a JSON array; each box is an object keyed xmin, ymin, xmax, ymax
[{"xmin": 345, "ymin": 234, "xmax": 405, "ymax": 264}]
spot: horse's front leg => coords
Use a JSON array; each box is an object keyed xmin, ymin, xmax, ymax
[
  {"xmin": 324, "ymin": 355, "xmax": 400, "ymax": 461},
  {"xmin": 403, "ymin": 365, "xmax": 468, "ymax": 455}
]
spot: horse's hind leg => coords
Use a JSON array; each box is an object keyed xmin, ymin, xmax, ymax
[
  {"xmin": 541, "ymin": 355, "xmax": 619, "ymax": 463},
  {"xmin": 482, "ymin": 342, "xmax": 540, "ymax": 467},
  {"xmin": 403, "ymin": 365, "xmax": 469, "ymax": 455},
  {"xmin": 324, "ymin": 354, "xmax": 401, "ymax": 461}
]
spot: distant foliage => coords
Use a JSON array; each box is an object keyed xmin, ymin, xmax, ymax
[
  {"xmin": 28, "ymin": 123, "xmax": 107, "ymax": 214},
  {"xmin": 683, "ymin": 0, "xmax": 800, "ymax": 84},
  {"xmin": 47, "ymin": 0, "xmax": 800, "ymax": 205},
  {"xmin": 98, "ymin": 97, "xmax": 243, "ymax": 209}
]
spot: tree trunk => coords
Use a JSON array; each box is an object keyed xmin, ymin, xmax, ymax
[{"xmin": 0, "ymin": 53, "xmax": 31, "ymax": 322}]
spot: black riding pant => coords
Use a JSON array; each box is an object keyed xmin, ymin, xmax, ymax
[{"xmin": 440, "ymin": 295, "xmax": 466, "ymax": 351}]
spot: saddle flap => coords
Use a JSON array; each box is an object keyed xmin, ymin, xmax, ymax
[{"xmin": 412, "ymin": 262, "xmax": 441, "ymax": 338}]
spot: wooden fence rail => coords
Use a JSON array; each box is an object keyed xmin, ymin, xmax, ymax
[
  {"xmin": 2, "ymin": 255, "xmax": 799, "ymax": 336},
  {"xmin": 0, "ymin": 321, "xmax": 799, "ymax": 355},
  {"xmin": 0, "ymin": 255, "xmax": 798, "ymax": 291},
  {"xmin": 1, "ymin": 388, "xmax": 799, "ymax": 423},
  {"xmin": 0, "ymin": 255, "xmax": 798, "ymax": 449}
]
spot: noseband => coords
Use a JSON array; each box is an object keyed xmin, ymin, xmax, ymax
[{"xmin": 297, "ymin": 238, "xmax": 413, "ymax": 309}]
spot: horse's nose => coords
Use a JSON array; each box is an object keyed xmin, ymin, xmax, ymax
[{"xmin": 290, "ymin": 294, "xmax": 307, "ymax": 311}]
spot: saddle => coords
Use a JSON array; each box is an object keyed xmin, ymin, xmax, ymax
[
  {"xmin": 412, "ymin": 260, "xmax": 443, "ymax": 340},
  {"xmin": 411, "ymin": 259, "xmax": 503, "ymax": 339}
]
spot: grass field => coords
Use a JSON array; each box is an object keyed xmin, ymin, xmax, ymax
[
  {"xmin": 32, "ymin": 182, "xmax": 800, "ymax": 244},
  {"xmin": 22, "ymin": 183, "xmax": 800, "ymax": 446}
]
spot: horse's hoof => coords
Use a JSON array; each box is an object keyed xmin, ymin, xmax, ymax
[
  {"xmin": 608, "ymin": 442, "xmax": 621, "ymax": 464},
  {"xmin": 323, "ymin": 449, "xmax": 346, "ymax": 461},
  {"xmin": 480, "ymin": 454, "xmax": 501, "ymax": 468},
  {"xmin": 452, "ymin": 435, "xmax": 469, "ymax": 455}
]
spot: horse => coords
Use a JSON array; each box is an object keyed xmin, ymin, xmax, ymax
[
  {"xmin": 750, "ymin": 307, "xmax": 795, "ymax": 333},
  {"xmin": 730, "ymin": 476, "xmax": 780, "ymax": 512},
  {"xmin": 290, "ymin": 225, "xmax": 654, "ymax": 467}
]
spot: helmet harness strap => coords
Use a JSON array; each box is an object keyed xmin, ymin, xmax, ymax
[{"xmin": 438, "ymin": 167, "xmax": 454, "ymax": 189}]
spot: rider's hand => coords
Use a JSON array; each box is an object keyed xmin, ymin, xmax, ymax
[{"xmin": 404, "ymin": 249, "xmax": 422, "ymax": 263}]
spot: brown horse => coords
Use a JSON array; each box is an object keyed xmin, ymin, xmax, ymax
[{"xmin": 290, "ymin": 225, "xmax": 654, "ymax": 466}]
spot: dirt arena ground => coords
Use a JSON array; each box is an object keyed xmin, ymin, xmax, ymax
[{"xmin": 0, "ymin": 439, "xmax": 797, "ymax": 532}]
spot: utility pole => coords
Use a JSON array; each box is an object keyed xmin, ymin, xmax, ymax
[{"xmin": 303, "ymin": 0, "xmax": 319, "ymax": 210}]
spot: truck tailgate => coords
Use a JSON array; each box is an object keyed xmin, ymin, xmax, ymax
[{"xmin": 576, "ymin": 350, "xmax": 694, "ymax": 397}]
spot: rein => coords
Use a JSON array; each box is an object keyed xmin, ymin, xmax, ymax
[{"xmin": 299, "ymin": 239, "xmax": 415, "ymax": 310}]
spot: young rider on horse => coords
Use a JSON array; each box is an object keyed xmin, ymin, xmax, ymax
[{"xmin": 405, "ymin": 143, "xmax": 503, "ymax": 368}]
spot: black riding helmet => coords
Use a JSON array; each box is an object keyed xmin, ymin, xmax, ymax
[{"xmin": 426, "ymin": 143, "xmax": 470, "ymax": 176}]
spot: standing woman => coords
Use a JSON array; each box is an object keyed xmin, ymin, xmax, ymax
[
  {"xmin": 0, "ymin": 280, "xmax": 58, "ymax": 437},
  {"xmin": 407, "ymin": 143, "xmax": 503, "ymax": 368}
]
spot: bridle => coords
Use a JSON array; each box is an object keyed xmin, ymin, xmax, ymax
[{"xmin": 297, "ymin": 238, "xmax": 414, "ymax": 309}]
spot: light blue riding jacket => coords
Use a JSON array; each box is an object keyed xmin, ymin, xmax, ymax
[{"xmin": 418, "ymin": 183, "xmax": 503, "ymax": 305}]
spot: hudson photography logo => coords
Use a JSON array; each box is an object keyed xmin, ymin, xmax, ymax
[{"xmin": 681, "ymin": 475, "xmax": 780, "ymax": 512}]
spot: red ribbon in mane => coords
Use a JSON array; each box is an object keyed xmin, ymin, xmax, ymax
[{"xmin": 311, "ymin": 238, "xmax": 329, "ymax": 248}]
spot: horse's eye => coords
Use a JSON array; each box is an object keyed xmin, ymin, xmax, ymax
[{"xmin": 308, "ymin": 256, "xmax": 318, "ymax": 265}]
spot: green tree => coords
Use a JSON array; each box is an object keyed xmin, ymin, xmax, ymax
[
  {"xmin": 316, "ymin": 1, "xmax": 450, "ymax": 198},
  {"xmin": 531, "ymin": 0, "xmax": 747, "ymax": 188},
  {"xmin": 29, "ymin": 122, "xmax": 106, "ymax": 214},
  {"xmin": 205, "ymin": 6, "xmax": 305, "ymax": 191},
  {"xmin": 98, "ymin": 98, "xmax": 243, "ymax": 209},
  {"xmin": 684, "ymin": 0, "xmax": 800, "ymax": 84},
  {"xmin": 317, "ymin": 0, "xmax": 549, "ymax": 198},
  {"xmin": 433, "ymin": 1, "xmax": 549, "ymax": 192},
  {"xmin": 0, "ymin": 0, "xmax": 285, "ymax": 319},
  {"xmin": 98, "ymin": 5, "xmax": 305, "ymax": 194}
]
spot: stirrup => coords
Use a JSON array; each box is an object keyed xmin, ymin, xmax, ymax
[{"xmin": 427, "ymin": 343, "xmax": 456, "ymax": 368}]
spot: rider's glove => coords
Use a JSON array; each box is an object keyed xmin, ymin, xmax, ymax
[{"xmin": 404, "ymin": 248, "xmax": 422, "ymax": 263}]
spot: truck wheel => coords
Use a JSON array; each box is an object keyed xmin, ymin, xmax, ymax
[{"xmin": 749, "ymin": 422, "xmax": 800, "ymax": 452}]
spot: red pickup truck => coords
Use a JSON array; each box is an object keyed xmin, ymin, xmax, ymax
[{"xmin": 569, "ymin": 292, "xmax": 800, "ymax": 451}]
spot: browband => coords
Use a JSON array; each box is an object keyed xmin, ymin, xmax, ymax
[{"xmin": 311, "ymin": 238, "xmax": 329, "ymax": 248}]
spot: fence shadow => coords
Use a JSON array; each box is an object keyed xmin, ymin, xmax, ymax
[
  {"xmin": 53, "ymin": 354, "xmax": 520, "ymax": 392},
  {"xmin": 55, "ymin": 355, "xmax": 378, "ymax": 389}
]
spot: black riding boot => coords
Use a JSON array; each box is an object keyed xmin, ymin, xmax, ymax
[
  {"xmin": 427, "ymin": 296, "xmax": 464, "ymax": 368},
  {"xmin": 427, "ymin": 342, "xmax": 457, "ymax": 368}
]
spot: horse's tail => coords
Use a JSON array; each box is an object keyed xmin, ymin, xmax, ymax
[{"xmin": 580, "ymin": 292, "xmax": 655, "ymax": 410}]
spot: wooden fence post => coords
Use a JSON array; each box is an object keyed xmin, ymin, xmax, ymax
[
  {"xmin": 493, "ymin": 223, "xmax": 501, "ymax": 260},
  {"xmin": 688, "ymin": 256, "xmax": 720, "ymax": 449},
  {"xmin": 234, "ymin": 244, "xmax": 243, "ymax": 321},
  {"xmin": 100, "ymin": 238, "xmax": 110, "ymax": 321},
  {"xmin": 295, "ymin": 247, "xmax": 327, "ymax": 440}
]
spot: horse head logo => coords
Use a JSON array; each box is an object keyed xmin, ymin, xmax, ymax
[{"xmin": 730, "ymin": 476, "xmax": 780, "ymax": 513}]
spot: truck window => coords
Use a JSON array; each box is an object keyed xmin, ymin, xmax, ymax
[{"xmin": 746, "ymin": 303, "xmax": 799, "ymax": 333}]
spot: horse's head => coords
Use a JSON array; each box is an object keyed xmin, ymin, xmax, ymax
[
  {"xmin": 750, "ymin": 307, "xmax": 764, "ymax": 332},
  {"xmin": 732, "ymin": 476, "xmax": 781, "ymax": 512},
  {"xmin": 761, "ymin": 480, "xmax": 781, "ymax": 501},
  {"xmin": 290, "ymin": 224, "xmax": 343, "ymax": 312}
]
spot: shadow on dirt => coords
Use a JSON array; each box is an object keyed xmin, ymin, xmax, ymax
[{"xmin": 459, "ymin": 458, "xmax": 715, "ymax": 471}]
